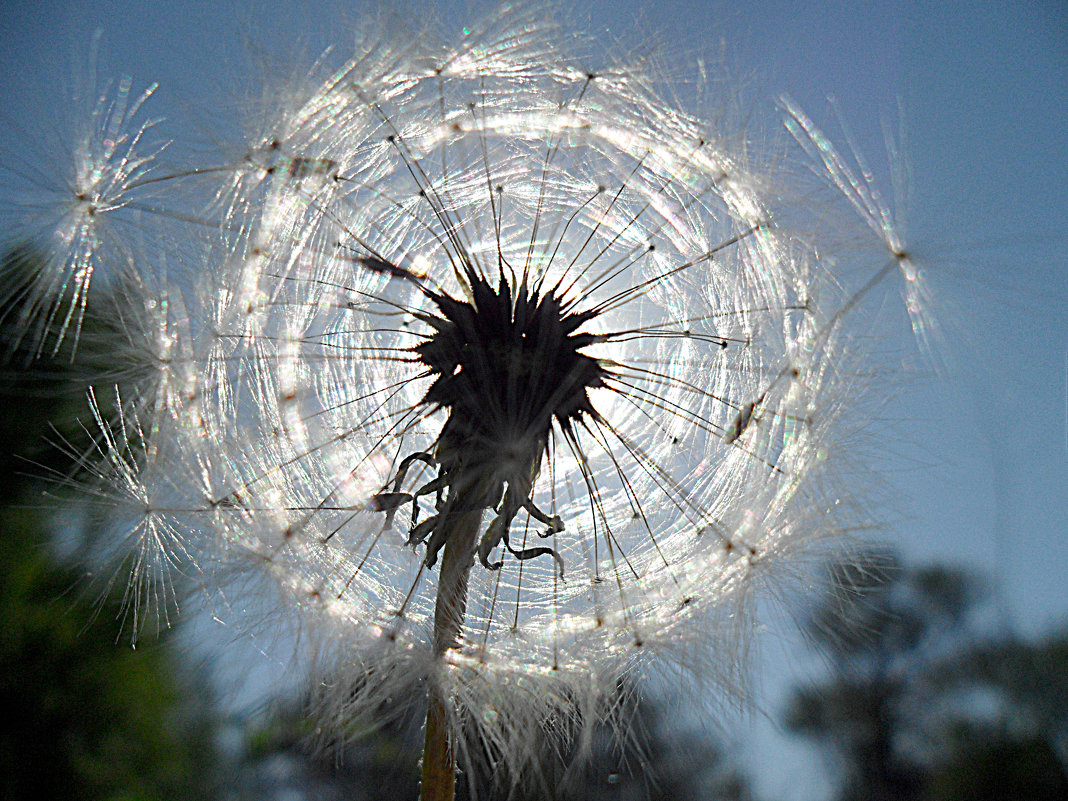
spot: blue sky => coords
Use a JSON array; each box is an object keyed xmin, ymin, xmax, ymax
[{"xmin": 2, "ymin": 1, "xmax": 1065, "ymax": 798}]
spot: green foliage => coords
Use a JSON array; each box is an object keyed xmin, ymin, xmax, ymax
[
  {"xmin": 927, "ymin": 735, "xmax": 1067, "ymax": 801},
  {"xmin": 0, "ymin": 507, "xmax": 218, "ymax": 801},
  {"xmin": 0, "ymin": 244, "xmax": 220, "ymax": 801}
]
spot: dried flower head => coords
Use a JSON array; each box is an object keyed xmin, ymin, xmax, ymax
[{"xmin": 5, "ymin": 7, "xmax": 924, "ymax": 796}]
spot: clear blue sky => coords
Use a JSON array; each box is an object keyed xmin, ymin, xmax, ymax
[{"xmin": 2, "ymin": 1, "xmax": 1065, "ymax": 798}]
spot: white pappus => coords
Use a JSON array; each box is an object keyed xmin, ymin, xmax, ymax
[{"xmin": 3, "ymin": 7, "xmax": 927, "ymax": 796}]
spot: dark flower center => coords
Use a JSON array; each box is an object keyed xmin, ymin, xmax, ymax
[
  {"xmin": 374, "ymin": 270, "xmax": 606, "ymax": 575},
  {"xmin": 416, "ymin": 273, "xmax": 605, "ymax": 464}
]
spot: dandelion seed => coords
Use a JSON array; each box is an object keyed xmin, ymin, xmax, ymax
[
  {"xmin": 5, "ymin": 9, "xmax": 928, "ymax": 798},
  {"xmin": 0, "ymin": 46, "xmax": 165, "ymax": 359}
]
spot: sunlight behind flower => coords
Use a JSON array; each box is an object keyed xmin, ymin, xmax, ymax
[{"xmin": 1, "ymin": 6, "xmax": 930, "ymax": 797}]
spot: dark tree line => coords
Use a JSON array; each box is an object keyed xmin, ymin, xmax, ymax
[{"xmin": 785, "ymin": 550, "xmax": 1068, "ymax": 801}]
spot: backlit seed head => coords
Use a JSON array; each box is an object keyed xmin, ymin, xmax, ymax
[{"xmin": 5, "ymin": 6, "xmax": 927, "ymax": 783}]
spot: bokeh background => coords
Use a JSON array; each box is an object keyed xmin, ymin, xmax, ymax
[{"xmin": 1, "ymin": 1, "xmax": 1065, "ymax": 799}]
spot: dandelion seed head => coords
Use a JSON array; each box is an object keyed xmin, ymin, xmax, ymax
[{"xmin": 8, "ymin": 6, "xmax": 929, "ymax": 785}]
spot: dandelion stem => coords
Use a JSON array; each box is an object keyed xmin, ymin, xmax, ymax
[
  {"xmin": 421, "ymin": 691, "xmax": 455, "ymax": 801},
  {"xmin": 420, "ymin": 499, "xmax": 486, "ymax": 801}
]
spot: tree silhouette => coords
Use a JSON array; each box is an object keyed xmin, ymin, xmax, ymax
[
  {"xmin": 785, "ymin": 549, "xmax": 1068, "ymax": 801},
  {"xmin": 920, "ymin": 632, "xmax": 1068, "ymax": 801}
]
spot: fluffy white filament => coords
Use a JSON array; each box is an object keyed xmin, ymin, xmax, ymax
[{"xmin": 6, "ymin": 8, "xmax": 924, "ymax": 784}]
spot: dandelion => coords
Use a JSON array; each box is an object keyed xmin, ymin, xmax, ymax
[{"xmin": 6, "ymin": 8, "xmax": 925, "ymax": 799}]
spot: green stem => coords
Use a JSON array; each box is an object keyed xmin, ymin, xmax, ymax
[
  {"xmin": 419, "ymin": 503, "xmax": 485, "ymax": 801},
  {"xmin": 420, "ymin": 690, "xmax": 454, "ymax": 801}
]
